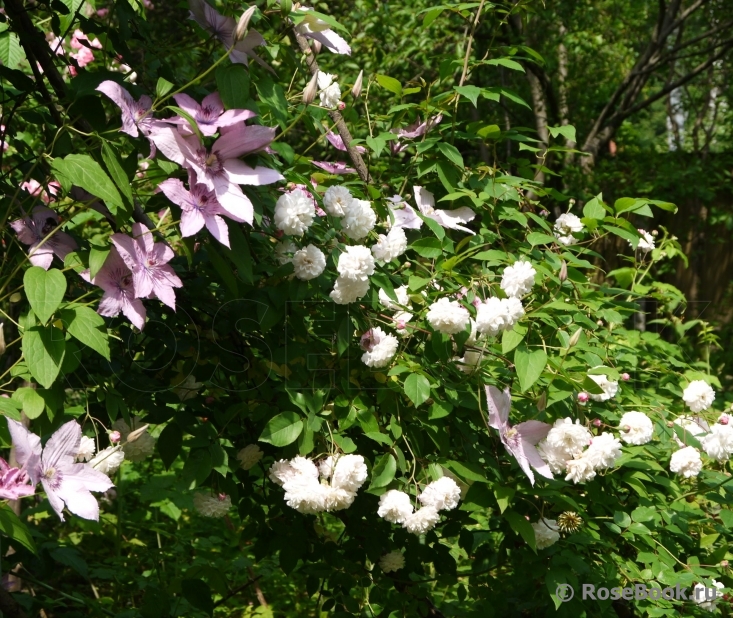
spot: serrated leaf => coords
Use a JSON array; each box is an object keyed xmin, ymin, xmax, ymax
[
  {"xmin": 514, "ymin": 345, "xmax": 547, "ymax": 392},
  {"xmin": 0, "ymin": 32, "xmax": 23, "ymax": 68},
  {"xmin": 51, "ymin": 154, "xmax": 124, "ymax": 215},
  {"xmin": 61, "ymin": 306, "xmax": 110, "ymax": 360},
  {"xmin": 404, "ymin": 374, "xmax": 430, "ymax": 407},
  {"xmin": 22, "ymin": 326, "xmax": 66, "ymax": 389},
  {"xmin": 258, "ymin": 411, "xmax": 303, "ymax": 446},
  {"xmin": 24, "ymin": 267, "xmax": 67, "ymax": 324}
]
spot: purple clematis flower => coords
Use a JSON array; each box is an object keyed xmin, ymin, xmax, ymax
[
  {"xmin": 169, "ymin": 92, "xmax": 256, "ymax": 137},
  {"xmin": 394, "ymin": 114, "xmax": 443, "ymax": 139},
  {"xmin": 486, "ymin": 385, "xmax": 553, "ymax": 486},
  {"xmin": 88, "ymin": 246, "xmax": 147, "ymax": 330},
  {"xmin": 386, "ymin": 195, "xmax": 422, "ymax": 230},
  {"xmin": 0, "ymin": 457, "xmax": 35, "ymax": 500},
  {"xmin": 96, "ymin": 81, "xmax": 155, "ymax": 138},
  {"xmin": 294, "ymin": 7, "xmax": 351, "ymax": 55},
  {"xmin": 149, "ymin": 124, "xmax": 283, "ymax": 224},
  {"xmin": 414, "ymin": 186, "xmax": 476, "ymax": 234},
  {"xmin": 325, "ymin": 131, "xmax": 366, "ymax": 153},
  {"xmin": 311, "ymin": 161, "xmax": 356, "ymax": 175},
  {"xmin": 10, "ymin": 206, "xmax": 78, "ymax": 270},
  {"xmin": 6, "ymin": 418, "xmax": 114, "ymax": 521},
  {"xmin": 111, "ymin": 222, "xmax": 183, "ymax": 311},
  {"xmin": 159, "ymin": 170, "xmax": 243, "ymax": 247}
]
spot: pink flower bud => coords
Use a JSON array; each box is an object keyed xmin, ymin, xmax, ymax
[
  {"xmin": 577, "ymin": 392, "xmax": 589, "ymax": 404},
  {"xmin": 472, "ymin": 297, "xmax": 481, "ymax": 308},
  {"xmin": 720, "ymin": 414, "xmax": 730, "ymax": 425},
  {"xmin": 592, "ymin": 418, "xmax": 602, "ymax": 427},
  {"xmin": 621, "ymin": 373, "xmax": 630, "ymax": 381},
  {"xmin": 218, "ymin": 493, "xmax": 229, "ymax": 502},
  {"xmin": 337, "ymin": 101, "xmax": 346, "ymax": 111},
  {"xmin": 109, "ymin": 430, "xmax": 121, "ymax": 443}
]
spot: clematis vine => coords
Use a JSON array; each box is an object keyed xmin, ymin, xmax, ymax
[
  {"xmin": 96, "ymin": 80, "xmax": 155, "ymax": 138},
  {"xmin": 414, "ymin": 186, "xmax": 476, "ymax": 234},
  {"xmin": 7, "ymin": 419, "xmax": 114, "ymax": 521},
  {"xmin": 150, "ymin": 123, "xmax": 283, "ymax": 223},
  {"xmin": 10, "ymin": 206, "xmax": 77, "ymax": 270},
  {"xmin": 486, "ymin": 385, "xmax": 553, "ymax": 485},
  {"xmin": 168, "ymin": 92, "xmax": 256, "ymax": 137},
  {"xmin": 111, "ymin": 223, "xmax": 183, "ymax": 311}
]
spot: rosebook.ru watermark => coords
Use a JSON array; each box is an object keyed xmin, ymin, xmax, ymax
[{"xmin": 556, "ymin": 583, "xmax": 721, "ymax": 603}]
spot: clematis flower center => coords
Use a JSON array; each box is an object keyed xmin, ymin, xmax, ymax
[
  {"xmin": 42, "ymin": 466, "xmax": 63, "ymax": 490},
  {"xmin": 41, "ymin": 218, "xmax": 57, "ymax": 235},
  {"xmin": 199, "ymin": 106, "xmax": 218, "ymax": 124}
]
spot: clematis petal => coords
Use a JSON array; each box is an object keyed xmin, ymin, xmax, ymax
[{"xmin": 204, "ymin": 214, "xmax": 230, "ymax": 247}]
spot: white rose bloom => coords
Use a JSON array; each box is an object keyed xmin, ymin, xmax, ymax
[
  {"xmin": 701, "ymin": 424, "xmax": 733, "ymax": 462},
  {"xmin": 564, "ymin": 455, "xmax": 597, "ymax": 484},
  {"xmin": 426, "ymin": 297, "xmax": 470, "ymax": 335},
  {"xmin": 76, "ymin": 436, "xmax": 96, "ymax": 462},
  {"xmin": 323, "ymin": 185, "xmax": 353, "ymax": 217},
  {"xmin": 545, "ymin": 418, "xmax": 592, "ymax": 459},
  {"xmin": 537, "ymin": 440, "xmax": 571, "ymax": 475},
  {"xmin": 584, "ymin": 432, "xmax": 622, "ymax": 470},
  {"xmin": 113, "ymin": 419, "xmax": 155, "ymax": 463},
  {"xmin": 532, "ymin": 518, "xmax": 560, "ymax": 549},
  {"xmin": 372, "ymin": 226, "xmax": 408, "ymax": 262},
  {"xmin": 336, "ymin": 245, "xmax": 374, "ymax": 281},
  {"xmin": 275, "ymin": 240, "xmax": 298, "ymax": 265},
  {"xmin": 393, "ymin": 311, "xmax": 413, "ymax": 336},
  {"xmin": 292, "ymin": 244, "xmax": 326, "ymax": 280},
  {"xmin": 193, "ymin": 492, "xmax": 231, "ymax": 517},
  {"xmin": 502, "ymin": 297, "xmax": 525, "ymax": 326},
  {"xmin": 632, "ymin": 230, "xmax": 655, "ymax": 253},
  {"xmin": 669, "ymin": 446, "xmax": 703, "ymax": 478},
  {"xmin": 379, "ymin": 285, "xmax": 409, "ymax": 310},
  {"xmin": 455, "ymin": 350, "xmax": 482, "ymax": 373},
  {"xmin": 330, "ymin": 276, "xmax": 370, "ymax": 304},
  {"xmin": 331, "ymin": 454, "xmax": 368, "ymax": 493},
  {"xmin": 317, "ymin": 71, "xmax": 341, "ymax": 109},
  {"xmin": 269, "ymin": 456, "xmax": 318, "ymax": 486},
  {"xmin": 274, "ymin": 188, "xmax": 315, "ymax": 235},
  {"xmin": 693, "ymin": 580, "xmax": 724, "ymax": 611},
  {"xmin": 554, "ymin": 213, "xmax": 583, "ymax": 245},
  {"xmin": 323, "ymin": 486, "xmax": 356, "ymax": 512},
  {"xmin": 418, "ymin": 477, "xmax": 461, "ymax": 511},
  {"xmin": 683, "ymin": 380, "xmax": 715, "ymax": 413},
  {"xmin": 378, "ymin": 489, "xmax": 414, "ymax": 524},
  {"xmin": 475, "ymin": 297, "xmax": 507, "ymax": 336},
  {"xmin": 673, "ymin": 415, "xmax": 709, "ymax": 447},
  {"xmin": 587, "ymin": 373, "xmax": 619, "ymax": 402},
  {"xmin": 89, "ymin": 446, "xmax": 125, "ymax": 475},
  {"xmin": 236, "ymin": 444, "xmax": 263, "ymax": 470},
  {"xmin": 319, "ymin": 456, "xmax": 334, "ymax": 479},
  {"xmin": 618, "ymin": 411, "xmax": 654, "ymax": 445},
  {"xmin": 500, "ymin": 260, "xmax": 536, "ymax": 298},
  {"xmin": 283, "ymin": 474, "xmax": 328, "ymax": 514},
  {"xmin": 379, "ymin": 550, "xmax": 405, "ymax": 573},
  {"xmin": 361, "ymin": 327, "xmax": 399, "ymax": 368},
  {"xmin": 403, "ymin": 506, "xmax": 440, "ymax": 535},
  {"xmin": 342, "ymin": 199, "xmax": 376, "ymax": 240}
]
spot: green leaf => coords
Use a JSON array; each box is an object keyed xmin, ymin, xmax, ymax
[
  {"xmin": 369, "ymin": 454, "xmax": 396, "ymax": 489},
  {"xmin": 13, "ymin": 386, "xmax": 45, "ymax": 420},
  {"xmin": 258, "ymin": 411, "xmax": 303, "ymax": 446},
  {"xmin": 0, "ymin": 503, "xmax": 36, "ymax": 554},
  {"xmin": 526, "ymin": 232, "xmax": 556, "ymax": 246},
  {"xmin": 494, "ymin": 486, "xmax": 515, "ymax": 513},
  {"xmin": 501, "ymin": 324, "xmax": 526, "ymax": 354},
  {"xmin": 410, "ymin": 238, "xmax": 443, "ymax": 258},
  {"xmin": 101, "ymin": 143, "xmax": 134, "ymax": 208},
  {"xmin": 614, "ymin": 511, "xmax": 631, "ymax": 528},
  {"xmin": 24, "ymin": 267, "xmax": 67, "ymax": 324},
  {"xmin": 23, "ymin": 326, "xmax": 66, "ymax": 389},
  {"xmin": 603, "ymin": 225, "xmax": 640, "ymax": 244},
  {"xmin": 404, "ymin": 374, "xmax": 430, "ymax": 407},
  {"xmin": 583, "ymin": 193, "xmax": 606, "ymax": 219},
  {"xmin": 437, "ymin": 142, "xmax": 464, "ymax": 168},
  {"xmin": 422, "ymin": 7, "xmax": 444, "ymax": 27},
  {"xmin": 158, "ymin": 423, "xmax": 183, "ymax": 469},
  {"xmin": 504, "ymin": 510, "xmax": 535, "ymax": 550},
  {"xmin": 61, "ymin": 306, "xmax": 111, "ymax": 360},
  {"xmin": 0, "ymin": 32, "xmax": 23, "ymax": 68},
  {"xmin": 181, "ymin": 579, "xmax": 213, "ymax": 617},
  {"xmin": 375, "ymin": 74, "xmax": 402, "ymax": 97},
  {"xmin": 514, "ymin": 345, "xmax": 547, "ymax": 392},
  {"xmin": 631, "ymin": 506, "xmax": 656, "ymax": 523},
  {"xmin": 548, "ymin": 124, "xmax": 576, "ymax": 143},
  {"xmin": 51, "ymin": 154, "xmax": 124, "ymax": 215},
  {"xmin": 89, "ymin": 244, "xmax": 110, "ymax": 280},
  {"xmin": 484, "ymin": 57, "xmax": 525, "ymax": 72},
  {"xmin": 155, "ymin": 77, "xmax": 175, "ymax": 98},
  {"xmin": 215, "ymin": 64, "xmax": 250, "ymax": 109},
  {"xmin": 454, "ymin": 85, "xmax": 481, "ymax": 107},
  {"xmin": 0, "ymin": 397, "xmax": 22, "ymax": 421}
]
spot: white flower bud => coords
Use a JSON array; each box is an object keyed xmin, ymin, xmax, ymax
[
  {"xmin": 568, "ymin": 328, "xmax": 581, "ymax": 348},
  {"xmin": 235, "ymin": 6, "xmax": 257, "ymax": 42},
  {"xmin": 302, "ymin": 71, "xmax": 319, "ymax": 105},
  {"xmin": 352, "ymin": 70, "xmax": 364, "ymax": 99}
]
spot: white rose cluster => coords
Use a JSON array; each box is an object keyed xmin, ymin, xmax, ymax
[
  {"xmin": 587, "ymin": 371, "xmax": 619, "ymax": 402},
  {"xmin": 682, "ymin": 380, "xmax": 715, "ymax": 413},
  {"xmin": 342, "ymin": 199, "xmax": 377, "ymax": 240},
  {"xmin": 269, "ymin": 454, "xmax": 368, "ymax": 514},
  {"xmin": 500, "ymin": 260, "xmax": 536, "ymax": 298},
  {"xmin": 379, "ymin": 550, "xmax": 405, "ymax": 573},
  {"xmin": 292, "ymin": 244, "xmax": 327, "ymax": 281},
  {"xmin": 618, "ymin": 411, "xmax": 654, "ymax": 445},
  {"xmin": 89, "ymin": 446, "xmax": 125, "ymax": 475},
  {"xmin": 532, "ymin": 518, "xmax": 560, "ymax": 550},
  {"xmin": 670, "ymin": 446, "xmax": 702, "ymax": 478},
  {"xmin": 475, "ymin": 297, "xmax": 524, "ymax": 336},
  {"xmin": 360, "ymin": 326, "xmax": 399, "ymax": 368},
  {"xmin": 274, "ymin": 188, "xmax": 315, "ymax": 235},
  {"xmin": 632, "ymin": 229, "xmax": 655, "ymax": 253},
  {"xmin": 377, "ymin": 476, "xmax": 461, "ymax": 535},
  {"xmin": 330, "ymin": 245, "xmax": 374, "ymax": 304},
  {"xmin": 236, "ymin": 444, "xmax": 264, "ymax": 470},
  {"xmin": 372, "ymin": 226, "xmax": 407, "ymax": 262},
  {"xmin": 193, "ymin": 492, "xmax": 232, "ymax": 517},
  {"xmin": 426, "ymin": 297, "xmax": 470, "ymax": 335},
  {"xmin": 317, "ymin": 71, "xmax": 341, "ymax": 109},
  {"xmin": 75, "ymin": 436, "xmax": 96, "ymax": 462},
  {"xmin": 553, "ymin": 212, "xmax": 583, "ymax": 246}
]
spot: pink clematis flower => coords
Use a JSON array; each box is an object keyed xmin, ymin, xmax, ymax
[
  {"xmin": 414, "ymin": 186, "xmax": 476, "ymax": 234},
  {"xmin": 111, "ymin": 223, "xmax": 183, "ymax": 310},
  {"xmin": 70, "ymin": 29, "xmax": 102, "ymax": 50},
  {"xmin": 311, "ymin": 161, "xmax": 356, "ymax": 175},
  {"xmin": 6, "ymin": 418, "xmax": 114, "ymax": 521},
  {"xmin": 88, "ymin": 246, "xmax": 147, "ymax": 330},
  {"xmin": 390, "ymin": 115, "xmax": 443, "ymax": 153},
  {"xmin": 159, "ymin": 170, "xmax": 244, "ymax": 247},
  {"xmin": 325, "ymin": 131, "xmax": 366, "ymax": 153},
  {"xmin": 188, "ymin": 0, "xmax": 270, "ymax": 68},
  {"xmin": 71, "ymin": 46, "xmax": 95, "ymax": 68},
  {"xmin": 294, "ymin": 7, "xmax": 351, "ymax": 55},
  {"xmin": 150, "ymin": 124, "xmax": 283, "ymax": 224},
  {"xmin": 0, "ymin": 457, "xmax": 35, "ymax": 500},
  {"xmin": 486, "ymin": 385, "xmax": 553, "ymax": 486},
  {"xmin": 10, "ymin": 206, "xmax": 77, "ymax": 270},
  {"xmin": 386, "ymin": 195, "xmax": 422, "ymax": 230},
  {"xmin": 169, "ymin": 92, "xmax": 256, "ymax": 137},
  {"xmin": 96, "ymin": 80, "xmax": 155, "ymax": 138},
  {"xmin": 21, "ymin": 179, "xmax": 61, "ymax": 203}
]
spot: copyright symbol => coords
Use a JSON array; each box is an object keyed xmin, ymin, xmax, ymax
[{"xmin": 556, "ymin": 583, "xmax": 574, "ymax": 602}]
